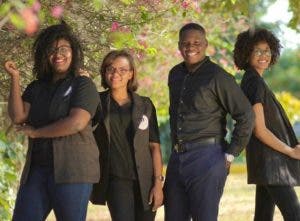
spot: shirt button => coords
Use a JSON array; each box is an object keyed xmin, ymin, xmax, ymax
[
  {"xmin": 180, "ymin": 100, "xmax": 183, "ymax": 104},
  {"xmin": 178, "ymin": 127, "xmax": 182, "ymax": 130}
]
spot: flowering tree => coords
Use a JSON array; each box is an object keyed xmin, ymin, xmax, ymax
[
  {"xmin": 0, "ymin": 0, "xmax": 254, "ymax": 114},
  {"xmin": 1, "ymin": 1, "xmax": 300, "ymax": 219}
]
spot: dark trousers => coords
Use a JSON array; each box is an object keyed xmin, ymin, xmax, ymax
[
  {"xmin": 164, "ymin": 143, "xmax": 227, "ymax": 221},
  {"xmin": 254, "ymin": 185, "xmax": 300, "ymax": 221},
  {"xmin": 12, "ymin": 165, "xmax": 92, "ymax": 221},
  {"xmin": 107, "ymin": 176, "xmax": 156, "ymax": 221}
]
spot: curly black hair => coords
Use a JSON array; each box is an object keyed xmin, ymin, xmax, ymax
[
  {"xmin": 233, "ymin": 28, "xmax": 281, "ymax": 71},
  {"xmin": 32, "ymin": 21, "xmax": 83, "ymax": 81},
  {"xmin": 100, "ymin": 50, "xmax": 138, "ymax": 92}
]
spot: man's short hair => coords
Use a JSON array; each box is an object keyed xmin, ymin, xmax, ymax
[{"xmin": 179, "ymin": 23, "xmax": 206, "ymax": 40}]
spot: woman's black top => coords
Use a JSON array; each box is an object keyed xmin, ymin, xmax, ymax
[
  {"xmin": 109, "ymin": 96, "xmax": 160, "ymax": 179},
  {"xmin": 241, "ymin": 68, "xmax": 300, "ymax": 185},
  {"xmin": 22, "ymin": 76, "xmax": 99, "ymax": 167}
]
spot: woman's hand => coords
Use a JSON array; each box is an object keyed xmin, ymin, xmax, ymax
[
  {"xmin": 148, "ymin": 181, "xmax": 163, "ymax": 212},
  {"xmin": 78, "ymin": 69, "xmax": 90, "ymax": 77},
  {"xmin": 289, "ymin": 144, "xmax": 300, "ymax": 160},
  {"xmin": 4, "ymin": 61, "xmax": 20, "ymax": 77},
  {"xmin": 16, "ymin": 124, "xmax": 38, "ymax": 138}
]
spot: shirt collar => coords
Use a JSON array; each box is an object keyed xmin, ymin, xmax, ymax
[
  {"xmin": 245, "ymin": 67, "xmax": 262, "ymax": 78},
  {"xmin": 182, "ymin": 56, "xmax": 209, "ymax": 74}
]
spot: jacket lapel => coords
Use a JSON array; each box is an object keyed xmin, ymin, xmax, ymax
[
  {"xmin": 269, "ymin": 90, "xmax": 298, "ymax": 145},
  {"xmin": 131, "ymin": 92, "xmax": 145, "ymax": 134},
  {"xmin": 101, "ymin": 91, "xmax": 111, "ymax": 145}
]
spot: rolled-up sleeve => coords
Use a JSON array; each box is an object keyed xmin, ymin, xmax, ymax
[{"xmin": 70, "ymin": 76, "xmax": 100, "ymax": 118}]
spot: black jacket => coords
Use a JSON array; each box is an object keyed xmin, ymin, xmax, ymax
[
  {"xmin": 90, "ymin": 90, "xmax": 158, "ymax": 210},
  {"xmin": 241, "ymin": 68, "xmax": 300, "ymax": 185},
  {"xmin": 21, "ymin": 76, "xmax": 100, "ymax": 184}
]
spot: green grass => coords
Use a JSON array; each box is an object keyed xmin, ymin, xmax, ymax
[{"xmin": 46, "ymin": 164, "xmax": 300, "ymax": 221}]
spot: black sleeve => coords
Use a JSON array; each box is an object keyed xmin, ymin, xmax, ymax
[
  {"xmin": 22, "ymin": 81, "xmax": 38, "ymax": 104},
  {"xmin": 147, "ymin": 98, "xmax": 160, "ymax": 143},
  {"xmin": 244, "ymin": 78, "xmax": 265, "ymax": 105},
  {"xmin": 214, "ymin": 71, "xmax": 254, "ymax": 156},
  {"xmin": 70, "ymin": 76, "xmax": 100, "ymax": 118}
]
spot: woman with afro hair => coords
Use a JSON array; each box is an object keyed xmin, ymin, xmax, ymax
[
  {"xmin": 234, "ymin": 28, "xmax": 300, "ymax": 221},
  {"xmin": 4, "ymin": 22, "xmax": 100, "ymax": 221}
]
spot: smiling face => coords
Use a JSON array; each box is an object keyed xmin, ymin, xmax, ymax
[
  {"xmin": 105, "ymin": 56, "xmax": 133, "ymax": 91},
  {"xmin": 48, "ymin": 39, "xmax": 72, "ymax": 78},
  {"xmin": 249, "ymin": 41, "xmax": 272, "ymax": 75},
  {"xmin": 179, "ymin": 29, "xmax": 208, "ymax": 70}
]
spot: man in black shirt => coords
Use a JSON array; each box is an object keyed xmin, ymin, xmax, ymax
[{"xmin": 164, "ymin": 23, "xmax": 254, "ymax": 221}]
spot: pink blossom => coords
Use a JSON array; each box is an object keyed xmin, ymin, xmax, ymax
[
  {"xmin": 175, "ymin": 50, "xmax": 182, "ymax": 58},
  {"xmin": 219, "ymin": 58, "xmax": 229, "ymax": 67},
  {"xmin": 111, "ymin": 22, "xmax": 120, "ymax": 32},
  {"xmin": 195, "ymin": 7, "xmax": 201, "ymax": 13},
  {"xmin": 134, "ymin": 50, "xmax": 145, "ymax": 60},
  {"xmin": 181, "ymin": 1, "xmax": 189, "ymax": 9},
  {"xmin": 20, "ymin": 8, "xmax": 39, "ymax": 36},
  {"xmin": 31, "ymin": 1, "xmax": 41, "ymax": 13},
  {"xmin": 138, "ymin": 40, "xmax": 148, "ymax": 49},
  {"xmin": 207, "ymin": 46, "xmax": 216, "ymax": 56},
  {"xmin": 140, "ymin": 77, "xmax": 153, "ymax": 87},
  {"xmin": 51, "ymin": 5, "xmax": 64, "ymax": 18}
]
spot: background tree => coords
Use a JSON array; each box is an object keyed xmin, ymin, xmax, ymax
[{"xmin": 1, "ymin": 1, "xmax": 300, "ymax": 219}]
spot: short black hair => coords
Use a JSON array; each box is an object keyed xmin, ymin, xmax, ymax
[
  {"xmin": 100, "ymin": 50, "xmax": 138, "ymax": 92},
  {"xmin": 32, "ymin": 21, "xmax": 83, "ymax": 81},
  {"xmin": 233, "ymin": 28, "xmax": 281, "ymax": 70},
  {"xmin": 179, "ymin": 23, "xmax": 206, "ymax": 40}
]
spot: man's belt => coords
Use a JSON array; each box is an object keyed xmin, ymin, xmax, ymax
[{"xmin": 174, "ymin": 137, "xmax": 223, "ymax": 153}]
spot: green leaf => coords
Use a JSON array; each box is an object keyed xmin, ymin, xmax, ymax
[
  {"xmin": 109, "ymin": 31, "xmax": 137, "ymax": 49},
  {"xmin": 171, "ymin": 7, "xmax": 178, "ymax": 16},
  {"xmin": 99, "ymin": 36, "xmax": 107, "ymax": 44},
  {"xmin": 141, "ymin": 11, "xmax": 149, "ymax": 21},
  {"xmin": 145, "ymin": 47, "xmax": 157, "ymax": 56},
  {"xmin": 0, "ymin": 3, "xmax": 11, "ymax": 16},
  {"xmin": 120, "ymin": 0, "xmax": 135, "ymax": 5},
  {"xmin": 9, "ymin": 13, "xmax": 25, "ymax": 29},
  {"xmin": 28, "ymin": 0, "xmax": 37, "ymax": 5},
  {"xmin": 0, "ymin": 197, "xmax": 10, "ymax": 210},
  {"xmin": 4, "ymin": 171, "xmax": 16, "ymax": 182},
  {"xmin": 93, "ymin": 0, "xmax": 104, "ymax": 11}
]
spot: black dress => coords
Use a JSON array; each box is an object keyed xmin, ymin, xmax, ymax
[{"xmin": 241, "ymin": 68, "xmax": 300, "ymax": 185}]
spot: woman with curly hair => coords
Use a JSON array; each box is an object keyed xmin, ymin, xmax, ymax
[
  {"xmin": 234, "ymin": 28, "xmax": 300, "ymax": 221},
  {"xmin": 4, "ymin": 22, "xmax": 100, "ymax": 220}
]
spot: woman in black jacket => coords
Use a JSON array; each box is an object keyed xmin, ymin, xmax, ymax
[
  {"xmin": 91, "ymin": 50, "xmax": 163, "ymax": 221},
  {"xmin": 234, "ymin": 28, "xmax": 300, "ymax": 221},
  {"xmin": 5, "ymin": 22, "xmax": 99, "ymax": 221}
]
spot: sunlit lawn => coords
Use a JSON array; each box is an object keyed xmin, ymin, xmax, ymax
[{"xmin": 46, "ymin": 164, "xmax": 300, "ymax": 221}]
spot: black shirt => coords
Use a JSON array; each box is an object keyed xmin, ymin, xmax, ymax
[
  {"xmin": 168, "ymin": 57, "xmax": 254, "ymax": 156},
  {"xmin": 109, "ymin": 99, "xmax": 136, "ymax": 179},
  {"xmin": 241, "ymin": 68, "xmax": 300, "ymax": 185},
  {"xmin": 108, "ymin": 96, "xmax": 160, "ymax": 179},
  {"xmin": 22, "ymin": 76, "xmax": 99, "ymax": 166}
]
